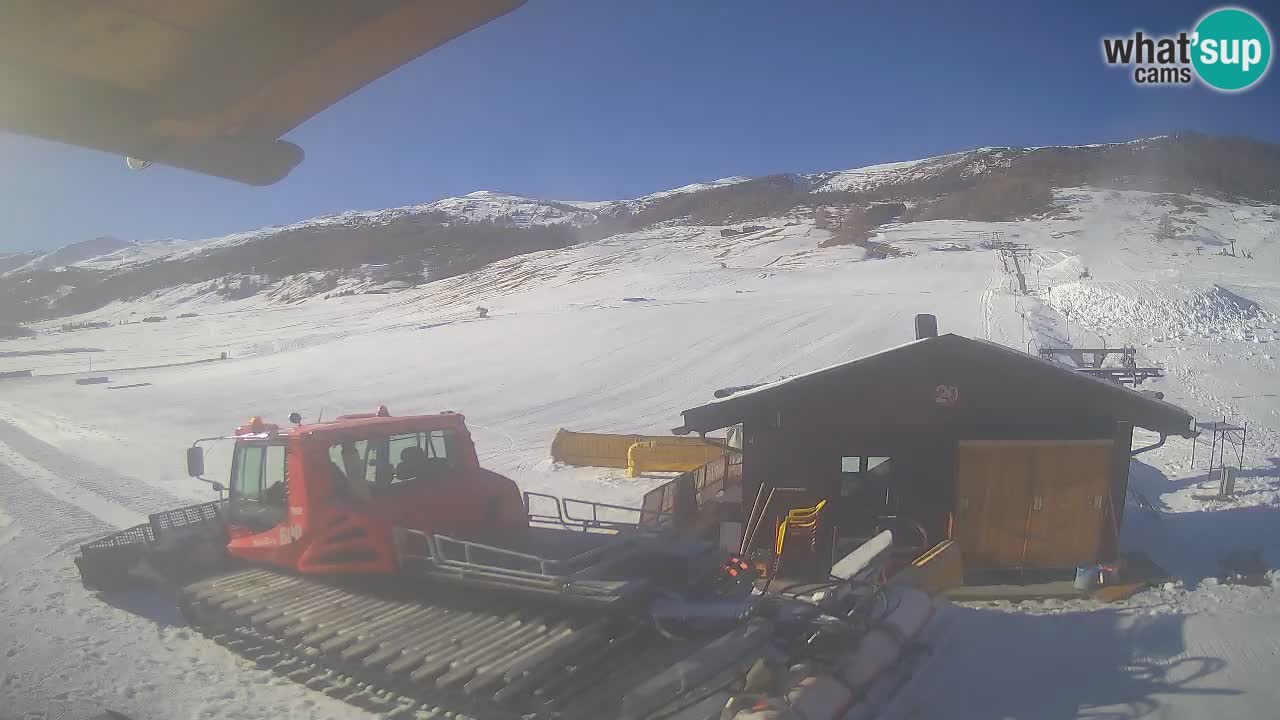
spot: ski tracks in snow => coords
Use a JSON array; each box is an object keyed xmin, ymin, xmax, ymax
[
  {"xmin": 0, "ymin": 443, "xmax": 139, "ymax": 537},
  {"xmin": 0, "ymin": 502, "xmax": 18, "ymax": 551},
  {"xmin": 980, "ymin": 261, "xmax": 1021, "ymax": 348},
  {"xmin": 981, "ymin": 270, "xmax": 998, "ymax": 342},
  {"xmin": 0, "ymin": 417, "xmax": 189, "ymax": 548},
  {"xmin": 0, "ymin": 453, "xmax": 115, "ymax": 550}
]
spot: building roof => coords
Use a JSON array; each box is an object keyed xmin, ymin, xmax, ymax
[
  {"xmin": 675, "ymin": 333, "xmax": 1197, "ymax": 438},
  {"xmin": 0, "ymin": 1, "xmax": 524, "ymax": 184}
]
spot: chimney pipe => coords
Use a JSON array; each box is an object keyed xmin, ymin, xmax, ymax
[{"xmin": 915, "ymin": 313, "xmax": 938, "ymax": 340}]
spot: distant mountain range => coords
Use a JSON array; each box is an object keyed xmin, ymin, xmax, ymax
[{"xmin": 2, "ymin": 132, "xmax": 1278, "ymax": 324}]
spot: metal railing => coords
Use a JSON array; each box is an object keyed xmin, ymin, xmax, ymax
[
  {"xmin": 524, "ymin": 491, "xmax": 670, "ymax": 533},
  {"xmin": 393, "ymin": 525, "xmax": 623, "ymax": 587},
  {"xmin": 695, "ymin": 452, "xmax": 743, "ymax": 505},
  {"xmin": 439, "ymin": 531, "xmax": 615, "ymax": 576},
  {"xmin": 394, "ymin": 527, "xmax": 566, "ymax": 586},
  {"xmin": 638, "ymin": 452, "xmax": 743, "ymax": 527},
  {"xmin": 391, "ymin": 494, "xmax": 672, "ymax": 588}
]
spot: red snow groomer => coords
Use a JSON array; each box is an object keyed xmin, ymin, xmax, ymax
[{"xmin": 75, "ymin": 408, "xmax": 940, "ymax": 720}]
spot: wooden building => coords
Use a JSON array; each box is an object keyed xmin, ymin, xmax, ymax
[{"xmin": 673, "ymin": 319, "xmax": 1196, "ymax": 575}]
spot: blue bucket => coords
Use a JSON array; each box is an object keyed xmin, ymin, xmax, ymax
[{"xmin": 1074, "ymin": 566, "xmax": 1098, "ymax": 591}]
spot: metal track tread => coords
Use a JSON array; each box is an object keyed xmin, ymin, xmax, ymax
[{"xmin": 180, "ymin": 568, "xmax": 705, "ymax": 720}]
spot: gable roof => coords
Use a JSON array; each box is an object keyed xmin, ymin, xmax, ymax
[
  {"xmin": 0, "ymin": 0, "xmax": 524, "ymax": 184},
  {"xmin": 676, "ymin": 333, "xmax": 1196, "ymax": 438}
]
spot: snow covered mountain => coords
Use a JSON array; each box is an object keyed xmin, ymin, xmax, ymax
[
  {"xmin": 0, "ymin": 251, "xmax": 38, "ymax": 275},
  {"xmin": 7, "ymin": 235, "xmax": 131, "ymax": 273},
  {"xmin": 2, "ymin": 133, "xmax": 1278, "ymax": 326}
]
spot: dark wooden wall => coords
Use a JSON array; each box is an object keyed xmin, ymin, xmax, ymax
[{"xmin": 740, "ymin": 409, "xmax": 1134, "ymax": 568}]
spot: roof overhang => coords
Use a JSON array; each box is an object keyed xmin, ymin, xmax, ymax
[
  {"xmin": 675, "ymin": 334, "xmax": 1198, "ymax": 439},
  {"xmin": 0, "ymin": 0, "xmax": 525, "ymax": 184}
]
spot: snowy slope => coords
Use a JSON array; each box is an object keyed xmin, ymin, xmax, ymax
[
  {"xmin": 0, "ymin": 137, "xmax": 1144, "ymax": 278},
  {"xmin": 809, "ymin": 148, "xmax": 1013, "ymax": 193},
  {"xmin": 423, "ymin": 190, "xmax": 602, "ymax": 225},
  {"xmin": 10, "ymin": 193, "xmax": 616, "ymax": 276},
  {"xmin": 1, "ymin": 179, "xmax": 1280, "ymax": 718},
  {"xmin": 6, "ymin": 236, "xmax": 131, "ymax": 274},
  {"xmin": 2, "ymin": 135, "xmax": 1190, "ymax": 283},
  {"xmin": 0, "ymin": 250, "xmax": 40, "ymax": 275},
  {"xmin": 629, "ymin": 175, "xmax": 753, "ymax": 202}
]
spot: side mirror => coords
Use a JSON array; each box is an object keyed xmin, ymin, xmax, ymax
[{"xmin": 186, "ymin": 446, "xmax": 205, "ymax": 477}]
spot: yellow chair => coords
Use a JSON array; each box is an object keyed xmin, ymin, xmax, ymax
[{"xmin": 773, "ymin": 499, "xmax": 827, "ymax": 575}]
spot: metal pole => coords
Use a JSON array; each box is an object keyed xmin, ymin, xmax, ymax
[
  {"xmin": 1216, "ymin": 416, "xmax": 1228, "ymax": 479},
  {"xmin": 1221, "ymin": 416, "xmax": 1229, "ymax": 472},
  {"xmin": 1209, "ymin": 423, "xmax": 1217, "ymax": 470},
  {"xmin": 1238, "ymin": 423, "xmax": 1246, "ymax": 468},
  {"xmin": 1208, "ymin": 423, "xmax": 1218, "ymax": 478}
]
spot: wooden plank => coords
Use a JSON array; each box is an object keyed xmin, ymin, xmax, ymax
[{"xmin": 892, "ymin": 540, "xmax": 964, "ymax": 594}]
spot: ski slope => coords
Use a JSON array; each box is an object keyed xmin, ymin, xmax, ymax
[
  {"xmin": 0, "ymin": 144, "xmax": 1107, "ymax": 277},
  {"xmin": 1, "ymin": 188, "xmax": 1279, "ymax": 719}
]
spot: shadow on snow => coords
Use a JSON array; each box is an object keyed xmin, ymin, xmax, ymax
[{"xmin": 1125, "ymin": 460, "xmax": 1280, "ymax": 582}]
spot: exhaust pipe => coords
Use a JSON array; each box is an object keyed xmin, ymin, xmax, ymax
[{"xmin": 915, "ymin": 314, "xmax": 938, "ymax": 340}]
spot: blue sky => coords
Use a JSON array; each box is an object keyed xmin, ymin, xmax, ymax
[{"xmin": 2, "ymin": 0, "xmax": 1277, "ymax": 252}]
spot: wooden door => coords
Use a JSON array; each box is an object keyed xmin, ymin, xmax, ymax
[
  {"xmin": 954, "ymin": 440, "xmax": 1113, "ymax": 570},
  {"xmin": 1023, "ymin": 440, "xmax": 1112, "ymax": 567},
  {"xmin": 954, "ymin": 441, "xmax": 1035, "ymax": 568}
]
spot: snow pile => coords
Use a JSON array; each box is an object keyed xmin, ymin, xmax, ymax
[{"xmin": 1047, "ymin": 282, "xmax": 1277, "ymax": 341}]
